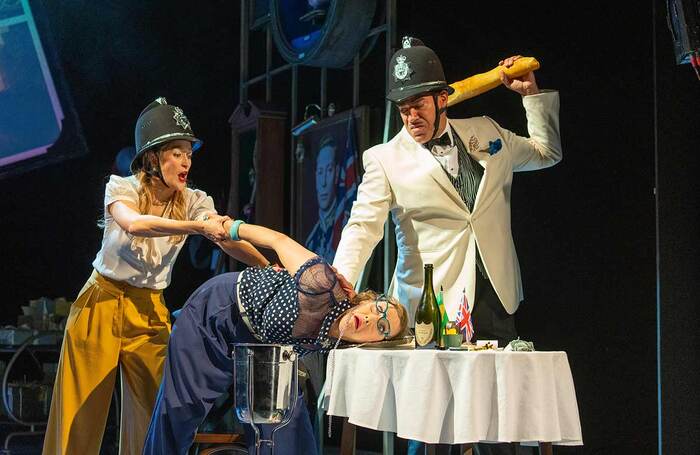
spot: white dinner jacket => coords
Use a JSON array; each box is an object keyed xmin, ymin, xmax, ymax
[{"xmin": 333, "ymin": 91, "xmax": 562, "ymax": 322}]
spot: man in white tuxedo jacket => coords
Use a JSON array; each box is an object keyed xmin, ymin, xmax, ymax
[
  {"xmin": 333, "ymin": 36, "xmax": 561, "ymax": 455},
  {"xmin": 333, "ymin": 38, "xmax": 561, "ymax": 348}
]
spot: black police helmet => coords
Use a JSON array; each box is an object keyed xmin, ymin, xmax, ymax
[
  {"xmin": 386, "ymin": 37, "xmax": 454, "ymax": 104},
  {"xmin": 130, "ymin": 97, "xmax": 202, "ymax": 174}
]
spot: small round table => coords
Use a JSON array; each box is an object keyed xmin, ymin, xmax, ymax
[{"xmin": 322, "ymin": 348, "xmax": 583, "ymax": 452}]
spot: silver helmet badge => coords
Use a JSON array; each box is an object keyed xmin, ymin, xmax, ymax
[
  {"xmin": 173, "ymin": 107, "xmax": 191, "ymax": 130},
  {"xmin": 393, "ymin": 55, "xmax": 412, "ymax": 82}
]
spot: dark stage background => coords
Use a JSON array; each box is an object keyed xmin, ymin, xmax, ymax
[{"xmin": 0, "ymin": 0, "xmax": 698, "ymax": 453}]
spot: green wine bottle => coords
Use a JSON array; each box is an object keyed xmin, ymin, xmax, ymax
[{"xmin": 414, "ymin": 264, "xmax": 440, "ymax": 348}]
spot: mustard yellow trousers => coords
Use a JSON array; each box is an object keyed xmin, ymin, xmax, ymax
[{"xmin": 43, "ymin": 271, "xmax": 171, "ymax": 455}]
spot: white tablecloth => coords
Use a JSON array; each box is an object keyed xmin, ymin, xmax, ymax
[{"xmin": 323, "ymin": 348, "xmax": 583, "ymax": 446}]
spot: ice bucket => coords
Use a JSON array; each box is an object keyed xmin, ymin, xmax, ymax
[{"xmin": 233, "ymin": 343, "xmax": 298, "ymax": 425}]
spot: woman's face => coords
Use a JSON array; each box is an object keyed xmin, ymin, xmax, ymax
[
  {"xmin": 158, "ymin": 140, "xmax": 193, "ymax": 191},
  {"xmin": 337, "ymin": 298, "xmax": 403, "ymax": 343}
]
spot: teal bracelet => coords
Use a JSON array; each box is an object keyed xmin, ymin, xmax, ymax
[{"xmin": 229, "ymin": 220, "xmax": 245, "ymax": 241}]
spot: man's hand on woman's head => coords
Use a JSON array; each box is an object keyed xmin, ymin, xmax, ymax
[
  {"xmin": 499, "ymin": 55, "xmax": 540, "ymax": 96},
  {"xmin": 331, "ymin": 266, "xmax": 357, "ymax": 300}
]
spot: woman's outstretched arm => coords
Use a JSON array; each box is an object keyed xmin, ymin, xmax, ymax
[
  {"xmin": 109, "ymin": 201, "xmax": 228, "ymax": 241},
  {"xmin": 215, "ymin": 239, "xmax": 270, "ymax": 267},
  {"xmin": 224, "ymin": 220, "xmax": 315, "ymax": 275}
]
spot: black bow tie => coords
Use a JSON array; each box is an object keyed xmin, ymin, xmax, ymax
[{"xmin": 423, "ymin": 133, "xmax": 452, "ymax": 150}]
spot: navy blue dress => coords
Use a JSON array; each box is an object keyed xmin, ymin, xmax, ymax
[{"xmin": 143, "ymin": 257, "xmax": 350, "ymax": 455}]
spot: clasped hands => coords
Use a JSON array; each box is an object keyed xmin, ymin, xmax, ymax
[{"xmin": 200, "ymin": 212, "xmax": 232, "ymax": 242}]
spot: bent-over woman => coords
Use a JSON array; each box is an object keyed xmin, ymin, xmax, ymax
[{"xmin": 143, "ymin": 220, "xmax": 410, "ymax": 455}]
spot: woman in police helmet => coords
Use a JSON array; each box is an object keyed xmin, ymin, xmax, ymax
[{"xmin": 43, "ymin": 98, "xmax": 268, "ymax": 455}]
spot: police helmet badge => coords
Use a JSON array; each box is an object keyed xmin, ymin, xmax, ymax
[
  {"xmin": 173, "ymin": 107, "xmax": 191, "ymax": 130},
  {"xmin": 393, "ymin": 55, "xmax": 412, "ymax": 82}
]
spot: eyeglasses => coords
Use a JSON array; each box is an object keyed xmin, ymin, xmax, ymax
[{"xmin": 375, "ymin": 295, "xmax": 391, "ymax": 340}]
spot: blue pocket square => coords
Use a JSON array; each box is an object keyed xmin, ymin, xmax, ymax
[{"xmin": 488, "ymin": 139, "xmax": 502, "ymax": 156}]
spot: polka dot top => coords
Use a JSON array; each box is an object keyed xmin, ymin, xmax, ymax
[{"xmin": 237, "ymin": 256, "xmax": 352, "ymax": 356}]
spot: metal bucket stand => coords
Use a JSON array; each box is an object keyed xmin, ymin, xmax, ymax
[{"xmin": 233, "ymin": 344, "xmax": 298, "ymax": 455}]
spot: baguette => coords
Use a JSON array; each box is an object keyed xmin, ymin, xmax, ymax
[{"xmin": 447, "ymin": 57, "xmax": 540, "ymax": 106}]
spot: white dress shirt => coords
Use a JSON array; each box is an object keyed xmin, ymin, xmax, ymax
[{"xmin": 429, "ymin": 122, "xmax": 459, "ymax": 177}]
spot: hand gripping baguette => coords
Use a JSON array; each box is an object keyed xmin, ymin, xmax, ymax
[{"xmin": 447, "ymin": 57, "xmax": 540, "ymax": 107}]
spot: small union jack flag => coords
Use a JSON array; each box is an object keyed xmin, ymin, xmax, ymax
[{"xmin": 455, "ymin": 289, "xmax": 474, "ymax": 342}]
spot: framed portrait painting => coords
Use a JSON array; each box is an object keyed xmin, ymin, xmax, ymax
[{"xmin": 293, "ymin": 106, "xmax": 370, "ymax": 264}]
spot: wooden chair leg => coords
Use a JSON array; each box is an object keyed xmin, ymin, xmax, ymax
[
  {"xmin": 340, "ymin": 418, "xmax": 356, "ymax": 455},
  {"xmin": 460, "ymin": 443, "xmax": 473, "ymax": 455},
  {"xmin": 538, "ymin": 442, "xmax": 553, "ymax": 455}
]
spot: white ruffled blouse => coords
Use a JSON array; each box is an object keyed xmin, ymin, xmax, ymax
[{"xmin": 92, "ymin": 175, "xmax": 215, "ymax": 289}]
